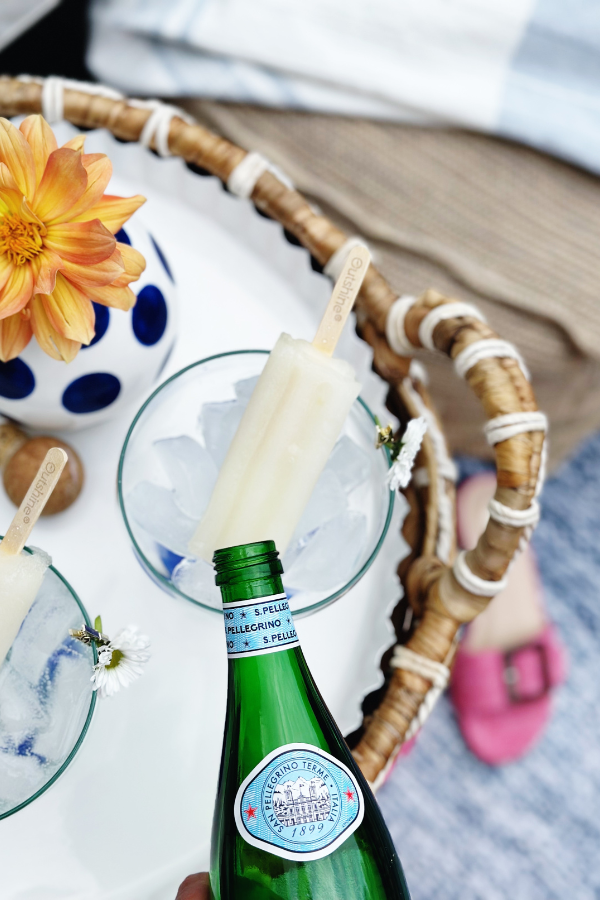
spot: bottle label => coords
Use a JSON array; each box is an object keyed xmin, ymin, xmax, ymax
[
  {"xmin": 234, "ymin": 743, "xmax": 364, "ymax": 861},
  {"xmin": 223, "ymin": 594, "xmax": 300, "ymax": 659}
]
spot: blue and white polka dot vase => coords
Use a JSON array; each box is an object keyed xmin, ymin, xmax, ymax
[{"xmin": 0, "ymin": 218, "xmax": 177, "ymax": 431}]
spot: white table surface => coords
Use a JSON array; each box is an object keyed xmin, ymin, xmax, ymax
[{"xmin": 0, "ymin": 133, "xmax": 406, "ymax": 900}]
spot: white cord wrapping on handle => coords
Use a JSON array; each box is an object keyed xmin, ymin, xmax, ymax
[
  {"xmin": 418, "ymin": 301, "xmax": 486, "ymax": 351},
  {"xmin": 324, "ymin": 237, "xmax": 371, "ymax": 281},
  {"xmin": 484, "ymin": 411, "xmax": 548, "ymax": 445},
  {"xmin": 227, "ymin": 151, "xmax": 270, "ymax": 197},
  {"xmin": 488, "ymin": 497, "xmax": 540, "ymax": 529},
  {"xmin": 390, "ymin": 646, "xmax": 450, "ymax": 742},
  {"xmin": 127, "ymin": 99, "xmax": 195, "ymax": 158},
  {"xmin": 454, "ymin": 338, "xmax": 530, "ymax": 381},
  {"xmin": 453, "ymin": 549, "xmax": 508, "ymax": 597},
  {"xmin": 226, "ymin": 151, "xmax": 294, "ymax": 199},
  {"xmin": 390, "ymin": 645, "xmax": 450, "ymax": 688},
  {"xmin": 16, "ymin": 77, "xmax": 193, "ymax": 158},
  {"xmin": 385, "ymin": 295, "xmax": 418, "ymax": 356},
  {"xmin": 18, "ymin": 75, "xmax": 124, "ymax": 123}
]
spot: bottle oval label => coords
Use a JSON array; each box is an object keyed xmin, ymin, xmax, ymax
[{"xmin": 234, "ymin": 743, "xmax": 364, "ymax": 861}]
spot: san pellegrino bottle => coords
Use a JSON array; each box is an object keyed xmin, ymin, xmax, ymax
[{"xmin": 210, "ymin": 540, "xmax": 411, "ymax": 900}]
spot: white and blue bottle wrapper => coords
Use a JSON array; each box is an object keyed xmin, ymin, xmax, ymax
[
  {"xmin": 223, "ymin": 594, "xmax": 300, "ymax": 658},
  {"xmin": 234, "ymin": 743, "xmax": 364, "ymax": 861}
]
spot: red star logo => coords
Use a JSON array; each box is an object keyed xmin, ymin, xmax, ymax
[
  {"xmin": 345, "ymin": 789, "xmax": 354, "ymax": 802},
  {"xmin": 245, "ymin": 804, "xmax": 257, "ymax": 820}
]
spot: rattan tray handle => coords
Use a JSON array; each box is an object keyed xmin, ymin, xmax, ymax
[{"xmin": 0, "ymin": 76, "xmax": 546, "ymax": 788}]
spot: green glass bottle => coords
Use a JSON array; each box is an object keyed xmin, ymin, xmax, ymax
[{"xmin": 210, "ymin": 540, "xmax": 411, "ymax": 900}]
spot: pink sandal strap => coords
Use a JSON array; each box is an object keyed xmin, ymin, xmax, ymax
[{"xmin": 452, "ymin": 624, "xmax": 566, "ymax": 714}]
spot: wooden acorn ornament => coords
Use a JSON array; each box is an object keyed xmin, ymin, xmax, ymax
[{"xmin": 0, "ymin": 419, "xmax": 84, "ymax": 515}]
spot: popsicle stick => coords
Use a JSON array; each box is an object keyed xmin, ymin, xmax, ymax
[
  {"xmin": 0, "ymin": 447, "xmax": 68, "ymax": 557},
  {"xmin": 312, "ymin": 244, "xmax": 371, "ymax": 356}
]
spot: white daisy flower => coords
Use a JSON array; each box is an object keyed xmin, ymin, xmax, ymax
[
  {"xmin": 386, "ymin": 417, "xmax": 428, "ymax": 492},
  {"xmin": 91, "ymin": 626, "xmax": 151, "ymax": 699}
]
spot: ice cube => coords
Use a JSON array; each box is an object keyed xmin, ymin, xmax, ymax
[
  {"xmin": 0, "ymin": 663, "xmax": 47, "ymax": 742},
  {"xmin": 201, "ymin": 400, "xmax": 245, "ymax": 468},
  {"xmin": 154, "ymin": 435, "xmax": 218, "ymax": 518},
  {"xmin": 235, "ymin": 375, "xmax": 259, "ymax": 403},
  {"xmin": 325, "ymin": 435, "xmax": 371, "ymax": 493},
  {"xmin": 127, "ymin": 482, "xmax": 198, "ymax": 556},
  {"xmin": 171, "ymin": 557, "xmax": 221, "ymax": 609},
  {"xmin": 290, "ymin": 469, "xmax": 347, "ymax": 543},
  {"xmin": 8, "ymin": 578, "xmax": 78, "ymax": 686},
  {"xmin": 34, "ymin": 648, "xmax": 93, "ymax": 763},
  {"xmin": 283, "ymin": 511, "xmax": 367, "ymax": 592},
  {"xmin": 0, "ymin": 750, "xmax": 45, "ymax": 810}
]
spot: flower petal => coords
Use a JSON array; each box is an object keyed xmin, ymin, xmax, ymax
[
  {"xmin": 84, "ymin": 282, "xmax": 137, "ymax": 311},
  {"xmin": 20, "ymin": 115, "xmax": 58, "ymax": 186},
  {"xmin": 51, "ymin": 154, "xmax": 112, "ymax": 225},
  {"xmin": 42, "ymin": 273, "xmax": 95, "ymax": 344},
  {"xmin": 0, "ymin": 310, "xmax": 32, "ymax": 361},
  {"xmin": 112, "ymin": 244, "xmax": 145, "ymax": 287},
  {"xmin": 31, "ymin": 247, "xmax": 64, "ymax": 295},
  {"xmin": 72, "ymin": 194, "xmax": 146, "ymax": 233},
  {"xmin": 0, "ymin": 254, "xmax": 14, "ymax": 294},
  {"xmin": 45, "ymin": 219, "xmax": 116, "ymax": 264},
  {"xmin": 0, "ymin": 164, "xmax": 27, "ymax": 217},
  {"xmin": 62, "ymin": 134, "xmax": 86, "ymax": 152},
  {"xmin": 0, "ymin": 263, "xmax": 34, "ymax": 317},
  {"xmin": 61, "ymin": 246, "xmax": 125, "ymax": 289},
  {"xmin": 32, "ymin": 148, "xmax": 88, "ymax": 223},
  {"xmin": 0, "ymin": 161, "xmax": 18, "ymax": 192},
  {"xmin": 0, "ymin": 118, "xmax": 36, "ymax": 200},
  {"xmin": 30, "ymin": 293, "xmax": 81, "ymax": 362}
]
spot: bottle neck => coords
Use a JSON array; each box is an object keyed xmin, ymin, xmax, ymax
[{"xmin": 219, "ymin": 572, "xmax": 285, "ymax": 605}]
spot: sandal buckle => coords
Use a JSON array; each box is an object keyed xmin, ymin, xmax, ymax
[{"xmin": 503, "ymin": 642, "xmax": 551, "ymax": 704}]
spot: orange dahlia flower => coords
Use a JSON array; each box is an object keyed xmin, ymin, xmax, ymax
[{"xmin": 0, "ymin": 114, "xmax": 146, "ymax": 362}]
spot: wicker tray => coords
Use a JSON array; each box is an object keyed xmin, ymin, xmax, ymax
[{"xmin": 0, "ymin": 76, "xmax": 546, "ymax": 796}]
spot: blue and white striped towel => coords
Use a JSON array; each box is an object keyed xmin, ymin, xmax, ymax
[{"xmin": 88, "ymin": 0, "xmax": 600, "ymax": 174}]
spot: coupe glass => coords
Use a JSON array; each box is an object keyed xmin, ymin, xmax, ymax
[
  {"xmin": 118, "ymin": 350, "xmax": 393, "ymax": 617},
  {"xmin": 0, "ymin": 551, "xmax": 96, "ymax": 819}
]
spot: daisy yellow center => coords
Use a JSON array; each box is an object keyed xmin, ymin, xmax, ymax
[
  {"xmin": 105, "ymin": 649, "xmax": 124, "ymax": 669},
  {"xmin": 0, "ymin": 214, "xmax": 43, "ymax": 265}
]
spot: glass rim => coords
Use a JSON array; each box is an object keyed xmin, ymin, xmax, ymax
[
  {"xmin": 118, "ymin": 349, "xmax": 394, "ymax": 617},
  {"xmin": 0, "ymin": 547, "xmax": 97, "ymax": 821}
]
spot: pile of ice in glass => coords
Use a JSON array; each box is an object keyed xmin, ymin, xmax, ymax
[
  {"xmin": 127, "ymin": 376, "xmax": 371, "ymax": 608},
  {"xmin": 0, "ymin": 561, "xmax": 95, "ymax": 815}
]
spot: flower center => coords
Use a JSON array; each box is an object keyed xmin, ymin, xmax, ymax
[
  {"xmin": 105, "ymin": 649, "xmax": 124, "ymax": 669},
  {"xmin": 0, "ymin": 214, "xmax": 43, "ymax": 265}
]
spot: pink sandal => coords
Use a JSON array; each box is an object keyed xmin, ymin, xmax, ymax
[
  {"xmin": 451, "ymin": 623, "xmax": 566, "ymax": 765},
  {"xmin": 450, "ymin": 473, "xmax": 567, "ymax": 765}
]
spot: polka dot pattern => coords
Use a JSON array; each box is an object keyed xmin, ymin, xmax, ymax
[
  {"xmin": 82, "ymin": 303, "xmax": 110, "ymax": 349},
  {"xmin": 115, "ymin": 228, "xmax": 131, "ymax": 246},
  {"xmin": 132, "ymin": 285, "xmax": 168, "ymax": 346},
  {"xmin": 62, "ymin": 373, "xmax": 121, "ymax": 414},
  {"xmin": 0, "ymin": 359, "xmax": 35, "ymax": 399},
  {"xmin": 150, "ymin": 235, "xmax": 174, "ymax": 283}
]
